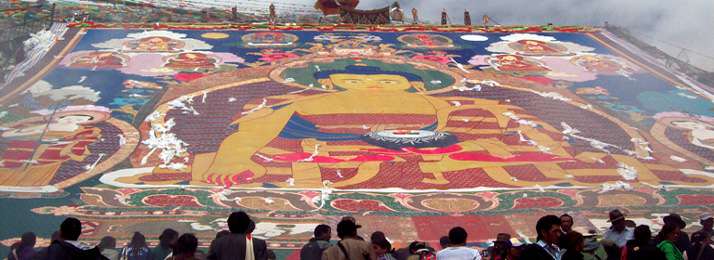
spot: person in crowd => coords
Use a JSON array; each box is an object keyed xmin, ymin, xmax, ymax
[
  {"xmin": 623, "ymin": 225, "xmax": 665, "ymax": 260},
  {"xmin": 394, "ymin": 241, "xmax": 432, "ymax": 260},
  {"xmin": 558, "ymin": 214, "xmax": 573, "ymax": 248},
  {"xmin": 520, "ymin": 215, "xmax": 562, "ymax": 260},
  {"xmin": 168, "ymin": 233, "xmax": 199, "ymax": 260},
  {"xmin": 208, "ymin": 211, "xmax": 269, "ymax": 260},
  {"xmin": 371, "ymin": 233, "xmax": 397, "ymax": 260},
  {"xmin": 152, "ymin": 228, "xmax": 179, "ymax": 260},
  {"xmin": 121, "ymin": 232, "xmax": 151, "ymax": 260},
  {"xmin": 439, "ymin": 236, "xmax": 449, "ymax": 251},
  {"xmin": 560, "ymin": 215, "xmax": 574, "ymax": 234},
  {"xmin": 602, "ymin": 209, "xmax": 633, "ymax": 260},
  {"xmin": 247, "ymin": 220, "xmax": 270, "ymax": 260},
  {"xmin": 341, "ymin": 216, "xmax": 365, "ymax": 241},
  {"xmin": 33, "ymin": 231, "xmax": 59, "ymax": 260},
  {"xmin": 435, "ymin": 226, "xmax": 481, "ymax": 260},
  {"xmin": 322, "ymin": 219, "xmax": 376, "ymax": 260},
  {"xmin": 98, "ymin": 236, "xmax": 119, "ymax": 260},
  {"xmin": 662, "ymin": 214, "xmax": 690, "ymax": 252},
  {"xmin": 686, "ymin": 230, "xmax": 714, "ymax": 260},
  {"xmin": 561, "ymin": 231, "xmax": 584, "ymax": 260},
  {"xmin": 8, "ymin": 232, "xmax": 37, "ymax": 260},
  {"xmin": 300, "ymin": 224, "xmax": 332, "ymax": 260},
  {"xmin": 46, "ymin": 217, "xmax": 107, "ymax": 259},
  {"xmin": 486, "ymin": 233, "xmax": 512, "ymax": 260},
  {"xmin": 696, "ymin": 213, "xmax": 712, "ymax": 238},
  {"xmin": 656, "ymin": 223, "xmax": 684, "ymax": 260}
]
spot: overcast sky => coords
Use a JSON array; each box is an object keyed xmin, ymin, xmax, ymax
[{"xmin": 304, "ymin": 0, "xmax": 714, "ymax": 71}]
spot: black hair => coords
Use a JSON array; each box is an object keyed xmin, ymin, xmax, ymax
[
  {"xmin": 173, "ymin": 233, "xmax": 198, "ymax": 256},
  {"xmin": 439, "ymin": 236, "xmax": 449, "ymax": 248},
  {"xmin": 60, "ymin": 217, "xmax": 82, "ymax": 241},
  {"xmin": 448, "ymin": 227, "xmax": 468, "ymax": 245},
  {"xmin": 372, "ymin": 236, "xmax": 392, "ymax": 250},
  {"xmin": 535, "ymin": 215, "xmax": 561, "ymax": 241},
  {"xmin": 633, "ymin": 225, "xmax": 652, "ymax": 245},
  {"xmin": 98, "ymin": 236, "xmax": 116, "ymax": 250},
  {"xmin": 314, "ymin": 224, "xmax": 331, "ymax": 238},
  {"xmin": 158, "ymin": 228, "xmax": 179, "ymax": 248},
  {"xmin": 227, "ymin": 211, "xmax": 252, "ymax": 234},
  {"xmin": 336, "ymin": 220, "xmax": 358, "ymax": 239},
  {"xmin": 656, "ymin": 223, "xmax": 679, "ymax": 242}
]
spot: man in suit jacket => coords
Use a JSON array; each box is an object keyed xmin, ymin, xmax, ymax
[
  {"xmin": 208, "ymin": 212, "xmax": 269, "ymax": 260},
  {"xmin": 520, "ymin": 215, "xmax": 563, "ymax": 260}
]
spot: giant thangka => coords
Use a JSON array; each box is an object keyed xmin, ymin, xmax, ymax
[{"xmin": 0, "ymin": 27, "xmax": 712, "ymax": 258}]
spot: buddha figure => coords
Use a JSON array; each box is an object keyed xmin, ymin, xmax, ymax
[
  {"xmin": 190, "ymin": 64, "xmax": 574, "ymax": 187},
  {"xmin": 511, "ymin": 40, "xmax": 565, "ymax": 56},
  {"xmin": 69, "ymin": 51, "xmax": 126, "ymax": 69},
  {"xmin": 124, "ymin": 36, "xmax": 184, "ymax": 52},
  {"xmin": 490, "ymin": 54, "xmax": 549, "ymax": 73},
  {"xmin": 164, "ymin": 52, "xmax": 218, "ymax": 70}
]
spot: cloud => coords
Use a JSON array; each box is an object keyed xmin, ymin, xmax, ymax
[
  {"xmin": 346, "ymin": 0, "xmax": 714, "ymax": 71},
  {"xmin": 26, "ymin": 80, "xmax": 101, "ymax": 102}
]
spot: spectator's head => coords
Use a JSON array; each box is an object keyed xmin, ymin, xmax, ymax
[
  {"xmin": 341, "ymin": 216, "xmax": 362, "ymax": 228},
  {"xmin": 535, "ymin": 215, "xmax": 562, "ymax": 244},
  {"xmin": 173, "ymin": 233, "xmax": 198, "ymax": 257},
  {"xmin": 608, "ymin": 209, "xmax": 627, "ymax": 232},
  {"xmin": 633, "ymin": 225, "xmax": 652, "ymax": 244},
  {"xmin": 336, "ymin": 219, "xmax": 358, "ymax": 239},
  {"xmin": 98, "ymin": 236, "xmax": 116, "ymax": 250},
  {"xmin": 215, "ymin": 230, "xmax": 230, "ymax": 239},
  {"xmin": 561, "ymin": 231, "xmax": 584, "ymax": 253},
  {"xmin": 371, "ymin": 236, "xmax": 392, "ymax": 256},
  {"xmin": 129, "ymin": 232, "xmax": 147, "ymax": 248},
  {"xmin": 158, "ymin": 228, "xmax": 179, "ymax": 248},
  {"xmin": 20, "ymin": 232, "xmax": 36, "ymax": 248},
  {"xmin": 314, "ymin": 224, "xmax": 331, "ymax": 241},
  {"xmin": 494, "ymin": 233, "xmax": 512, "ymax": 250},
  {"xmin": 227, "ymin": 211, "xmax": 252, "ymax": 234},
  {"xmin": 447, "ymin": 227, "xmax": 468, "ymax": 246},
  {"xmin": 663, "ymin": 213, "xmax": 686, "ymax": 229},
  {"xmin": 700, "ymin": 214, "xmax": 713, "ymax": 231},
  {"xmin": 370, "ymin": 231, "xmax": 386, "ymax": 242},
  {"xmin": 560, "ymin": 214, "xmax": 574, "ymax": 233},
  {"xmin": 59, "ymin": 217, "xmax": 82, "ymax": 241},
  {"xmin": 408, "ymin": 241, "xmax": 427, "ymax": 254},
  {"xmin": 656, "ymin": 223, "xmax": 680, "ymax": 242},
  {"xmin": 439, "ymin": 236, "xmax": 449, "ymax": 249}
]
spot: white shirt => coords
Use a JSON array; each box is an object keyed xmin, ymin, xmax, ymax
[
  {"xmin": 603, "ymin": 227, "xmax": 634, "ymax": 247},
  {"xmin": 436, "ymin": 246, "xmax": 482, "ymax": 260}
]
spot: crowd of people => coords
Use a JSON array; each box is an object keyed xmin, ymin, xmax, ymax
[{"xmin": 5, "ymin": 209, "xmax": 714, "ymax": 260}]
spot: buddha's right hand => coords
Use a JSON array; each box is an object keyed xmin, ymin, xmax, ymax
[{"xmin": 203, "ymin": 160, "xmax": 266, "ymax": 188}]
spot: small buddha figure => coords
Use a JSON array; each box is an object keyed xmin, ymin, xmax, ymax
[
  {"xmin": 164, "ymin": 52, "xmax": 217, "ymax": 70},
  {"xmin": 125, "ymin": 36, "xmax": 184, "ymax": 52},
  {"xmin": 512, "ymin": 40, "xmax": 564, "ymax": 56},
  {"xmin": 411, "ymin": 8, "xmax": 419, "ymax": 24},
  {"xmin": 573, "ymin": 55, "xmax": 624, "ymax": 75},
  {"xmin": 441, "ymin": 9, "xmax": 448, "ymax": 25},
  {"xmin": 491, "ymin": 54, "xmax": 549, "ymax": 73},
  {"xmin": 464, "ymin": 10, "xmax": 471, "ymax": 26},
  {"xmin": 69, "ymin": 51, "xmax": 125, "ymax": 69}
]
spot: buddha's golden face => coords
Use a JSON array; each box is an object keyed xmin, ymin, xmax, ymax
[{"xmin": 327, "ymin": 74, "xmax": 415, "ymax": 92}]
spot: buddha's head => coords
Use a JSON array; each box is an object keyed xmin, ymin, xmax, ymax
[{"xmin": 315, "ymin": 65, "xmax": 425, "ymax": 92}]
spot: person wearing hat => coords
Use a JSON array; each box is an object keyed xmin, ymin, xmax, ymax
[
  {"xmin": 662, "ymin": 214, "xmax": 690, "ymax": 252},
  {"xmin": 322, "ymin": 220, "xmax": 376, "ymax": 260},
  {"xmin": 603, "ymin": 209, "xmax": 634, "ymax": 249},
  {"xmin": 486, "ymin": 233, "xmax": 512, "ymax": 260},
  {"xmin": 696, "ymin": 213, "xmax": 713, "ymax": 239}
]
